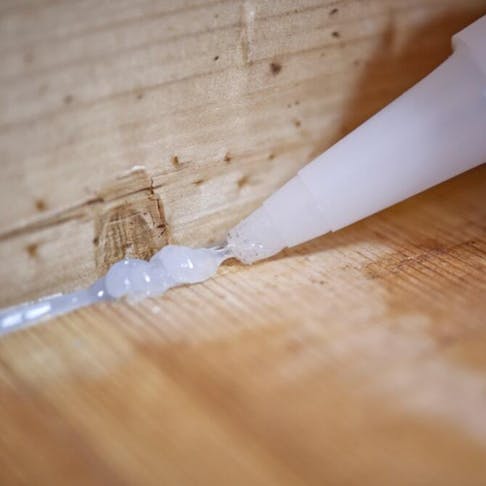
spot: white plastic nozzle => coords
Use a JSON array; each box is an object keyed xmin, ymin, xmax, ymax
[{"xmin": 228, "ymin": 15, "xmax": 486, "ymax": 264}]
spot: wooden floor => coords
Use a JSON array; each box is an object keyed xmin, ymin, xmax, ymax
[{"xmin": 1, "ymin": 165, "xmax": 485, "ymax": 485}]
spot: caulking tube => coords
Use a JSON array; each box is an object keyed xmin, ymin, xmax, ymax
[{"xmin": 227, "ymin": 15, "xmax": 486, "ymax": 263}]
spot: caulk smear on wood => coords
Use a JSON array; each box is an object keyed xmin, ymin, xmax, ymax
[{"xmin": 0, "ymin": 245, "xmax": 232, "ymax": 336}]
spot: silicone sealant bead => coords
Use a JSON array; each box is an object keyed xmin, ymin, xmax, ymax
[
  {"xmin": 104, "ymin": 258, "xmax": 174, "ymax": 298},
  {"xmin": 150, "ymin": 245, "xmax": 226, "ymax": 284},
  {"xmin": 0, "ymin": 244, "xmax": 233, "ymax": 336},
  {"xmin": 104, "ymin": 258, "xmax": 146, "ymax": 298},
  {"xmin": 143, "ymin": 262, "xmax": 174, "ymax": 296}
]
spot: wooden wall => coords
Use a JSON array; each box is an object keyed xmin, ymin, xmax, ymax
[{"xmin": 1, "ymin": 0, "xmax": 485, "ymax": 306}]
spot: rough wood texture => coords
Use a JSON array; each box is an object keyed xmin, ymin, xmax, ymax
[
  {"xmin": 1, "ymin": 166, "xmax": 485, "ymax": 485},
  {"xmin": 1, "ymin": 0, "xmax": 485, "ymax": 306},
  {"xmin": 1, "ymin": 1, "xmax": 486, "ymax": 484}
]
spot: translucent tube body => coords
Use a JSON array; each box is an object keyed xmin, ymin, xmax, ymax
[{"xmin": 228, "ymin": 15, "xmax": 486, "ymax": 263}]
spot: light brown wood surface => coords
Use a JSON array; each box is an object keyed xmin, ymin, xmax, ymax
[
  {"xmin": 1, "ymin": 1, "xmax": 486, "ymax": 485},
  {"xmin": 1, "ymin": 166, "xmax": 486, "ymax": 485}
]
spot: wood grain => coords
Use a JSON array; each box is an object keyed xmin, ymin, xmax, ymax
[
  {"xmin": 1, "ymin": 165, "xmax": 485, "ymax": 485},
  {"xmin": 1, "ymin": 0, "xmax": 485, "ymax": 306},
  {"xmin": 1, "ymin": 1, "xmax": 486, "ymax": 485}
]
